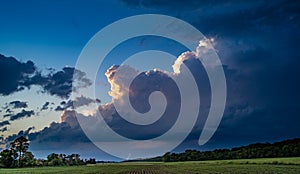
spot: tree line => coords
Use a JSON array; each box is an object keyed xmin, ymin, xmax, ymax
[
  {"xmin": 123, "ymin": 138, "xmax": 300, "ymax": 162},
  {"xmin": 161, "ymin": 138, "xmax": 300, "ymax": 162},
  {"xmin": 0, "ymin": 136, "xmax": 96, "ymax": 168}
]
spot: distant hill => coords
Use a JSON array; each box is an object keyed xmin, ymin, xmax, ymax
[{"xmin": 125, "ymin": 138, "xmax": 300, "ymax": 162}]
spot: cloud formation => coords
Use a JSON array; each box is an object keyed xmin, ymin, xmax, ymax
[
  {"xmin": 43, "ymin": 67, "xmax": 92, "ymax": 98},
  {"xmin": 55, "ymin": 100, "xmax": 74, "ymax": 111},
  {"xmin": 119, "ymin": 0, "xmax": 300, "ymax": 149},
  {"xmin": 40, "ymin": 102, "xmax": 50, "ymax": 111},
  {"xmin": 0, "ymin": 127, "xmax": 8, "ymax": 132},
  {"xmin": 55, "ymin": 96, "xmax": 97, "ymax": 112},
  {"xmin": 8, "ymin": 101, "xmax": 28, "ymax": 109},
  {"xmin": 0, "ymin": 54, "xmax": 92, "ymax": 99},
  {"xmin": 0, "ymin": 54, "xmax": 35, "ymax": 96},
  {"xmin": 4, "ymin": 109, "xmax": 35, "ymax": 121},
  {"xmin": 103, "ymin": 67, "xmax": 181, "ymax": 139},
  {"xmin": 0, "ymin": 38, "xmax": 213, "ymax": 156},
  {"xmin": 0, "ymin": 121, "xmax": 10, "ymax": 127},
  {"xmin": 28, "ymin": 110, "xmax": 93, "ymax": 151},
  {"xmin": 89, "ymin": 39, "xmax": 216, "ymax": 141},
  {"xmin": 10, "ymin": 109, "xmax": 35, "ymax": 121}
]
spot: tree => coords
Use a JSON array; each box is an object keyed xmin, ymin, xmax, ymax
[
  {"xmin": 10, "ymin": 136, "xmax": 29, "ymax": 167},
  {"xmin": 66, "ymin": 154, "xmax": 84, "ymax": 166},
  {"xmin": 23, "ymin": 152, "xmax": 35, "ymax": 167},
  {"xmin": 47, "ymin": 153, "xmax": 63, "ymax": 166},
  {"xmin": 0, "ymin": 149, "xmax": 16, "ymax": 168},
  {"xmin": 162, "ymin": 152, "xmax": 171, "ymax": 162},
  {"xmin": 86, "ymin": 158, "xmax": 96, "ymax": 164}
]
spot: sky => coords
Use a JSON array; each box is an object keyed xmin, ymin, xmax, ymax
[{"xmin": 0, "ymin": 0, "xmax": 300, "ymax": 161}]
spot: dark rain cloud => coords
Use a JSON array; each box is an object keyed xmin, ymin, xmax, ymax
[
  {"xmin": 0, "ymin": 127, "xmax": 8, "ymax": 132},
  {"xmin": 12, "ymin": 111, "xmax": 113, "ymax": 160},
  {"xmin": 73, "ymin": 96, "xmax": 96, "ymax": 108},
  {"xmin": 54, "ymin": 100, "xmax": 74, "ymax": 111},
  {"xmin": 40, "ymin": 102, "xmax": 50, "ymax": 111},
  {"xmin": 0, "ymin": 54, "xmax": 35, "ymax": 96},
  {"xmin": 14, "ymin": 55, "xmax": 211, "ymax": 152},
  {"xmin": 25, "ymin": 67, "xmax": 92, "ymax": 99},
  {"xmin": 28, "ymin": 110, "xmax": 91, "ymax": 149},
  {"xmin": 43, "ymin": 67, "xmax": 85, "ymax": 98},
  {"xmin": 0, "ymin": 54, "xmax": 92, "ymax": 99},
  {"xmin": 119, "ymin": 0, "xmax": 300, "ymax": 148},
  {"xmin": 8, "ymin": 100, "xmax": 28, "ymax": 109},
  {"xmin": 7, "ymin": 109, "xmax": 35, "ymax": 121},
  {"xmin": 102, "ymin": 67, "xmax": 182, "ymax": 140},
  {"xmin": 5, "ymin": 109, "xmax": 12, "ymax": 113},
  {"xmin": 26, "ymin": 51, "xmax": 296, "ymax": 153},
  {"xmin": 54, "ymin": 96, "xmax": 97, "ymax": 112},
  {"xmin": 0, "ymin": 59, "xmax": 188, "ymax": 149},
  {"xmin": 0, "ymin": 121, "xmax": 10, "ymax": 127}
]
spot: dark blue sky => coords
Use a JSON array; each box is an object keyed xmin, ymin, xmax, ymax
[
  {"xmin": 0, "ymin": 0, "xmax": 153, "ymax": 68},
  {"xmin": 0, "ymin": 0, "xmax": 300, "ymax": 160}
]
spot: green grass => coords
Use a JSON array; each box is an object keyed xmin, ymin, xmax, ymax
[{"xmin": 0, "ymin": 157, "xmax": 299, "ymax": 174}]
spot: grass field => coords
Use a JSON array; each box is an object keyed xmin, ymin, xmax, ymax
[{"xmin": 0, "ymin": 157, "xmax": 299, "ymax": 174}]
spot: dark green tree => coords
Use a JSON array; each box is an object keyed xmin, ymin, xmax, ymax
[
  {"xmin": 47, "ymin": 153, "xmax": 63, "ymax": 166},
  {"xmin": 0, "ymin": 149, "xmax": 16, "ymax": 168},
  {"xmin": 86, "ymin": 158, "xmax": 96, "ymax": 164},
  {"xmin": 22, "ymin": 151, "xmax": 35, "ymax": 167},
  {"xmin": 162, "ymin": 152, "xmax": 171, "ymax": 162},
  {"xmin": 10, "ymin": 136, "xmax": 29, "ymax": 167}
]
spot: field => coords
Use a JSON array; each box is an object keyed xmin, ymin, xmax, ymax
[{"xmin": 0, "ymin": 157, "xmax": 299, "ymax": 174}]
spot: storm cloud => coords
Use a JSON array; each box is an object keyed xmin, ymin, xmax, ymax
[
  {"xmin": 54, "ymin": 96, "xmax": 97, "ymax": 112},
  {"xmin": 0, "ymin": 127, "xmax": 8, "ymax": 132},
  {"xmin": 0, "ymin": 121, "xmax": 10, "ymax": 127},
  {"xmin": 83, "ymin": 39, "xmax": 214, "ymax": 140},
  {"xmin": 0, "ymin": 54, "xmax": 92, "ymax": 99},
  {"xmin": 29, "ymin": 113, "xmax": 87, "ymax": 143},
  {"xmin": 40, "ymin": 102, "xmax": 50, "ymax": 111},
  {"xmin": 2, "ymin": 39, "xmax": 214, "ymax": 155},
  {"xmin": 0, "ymin": 54, "xmax": 35, "ymax": 95},
  {"xmin": 118, "ymin": 0, "xmax": 300, "ymax": 149},
  {"xmin": 8, "ymin": 100, "xmax": 28, "ymax": 109},
  {"xmin": 9, "ymin": 109, "xmax": 35, "ymax": 121},
  {"xmin": 1, "ymin": 0, "xmax": 299, "ymax": 159},
  {"xmin": 42, "ymin": 67, "xmax": 92, "ymax": 99}
]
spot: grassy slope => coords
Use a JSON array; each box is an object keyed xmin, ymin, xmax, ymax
[{"xmin": 0, "ymin": 157, "xmax": 299, "ymax": 174}]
